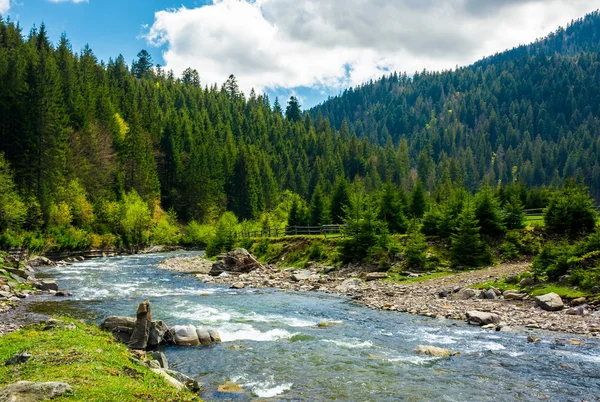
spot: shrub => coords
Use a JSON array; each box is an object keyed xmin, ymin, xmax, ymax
[
  {"xmin": 206, "ymin": 212, "xmax": 238, "ymax": 257},
  {"xmin": 450, "ymin": 203, "xmax": 493, "ymax": 267},
  {"xmin": 405, "ymin": 221, "xmax": 428, "ymax": 269},
  {"xmin": 308, "ymin": 243, "xmax": 324, "ymax": 260},
  {"xmin": 544, "ymin": 182, "xmax": 597, "ymax": 237}
]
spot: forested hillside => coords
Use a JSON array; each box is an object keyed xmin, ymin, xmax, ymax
[{"xmin": 311, "ymin": 11, "xmax": 600, "ymax": 197}]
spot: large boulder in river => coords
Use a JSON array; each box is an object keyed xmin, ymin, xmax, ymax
[
  {"xmin": 413, "ymin": 345, "xmax": 452, "ymax": 357},
  {"xmin": 465, "ymin": 310, "xmax": 501, "ymax": 326},
  {"xmin": 196, "ymin": 327, "xmax": 213, "ymax": 346},
  {"xmin": 172, "ymin": 325, "xmax": 200, "ymax": 346},
  {"xmin": 0, "ymin": 381, "xmax": 72, "ymax": 401},
  {"xmin": 128, "ymin": 300, "xmax": 152, "ymax": 349},
  {"xmin": 148, "ymin": 320, "xmax": 170, "ymax": 347},
  {"xmin": 534, "ymin": 292, "xmax": 564, "ymax": 311},
  {"xmin": 209, "ymin": 248, "xmax": 263, "ymax": 276}
]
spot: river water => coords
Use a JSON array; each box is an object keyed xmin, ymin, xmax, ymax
[{"xmin": 27, "ymin": 252, "xmax": 600, "ymax": 401}]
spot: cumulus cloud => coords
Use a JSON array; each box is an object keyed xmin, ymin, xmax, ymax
[
  {"xmin": 145, "ymin": 0, "xmax": 598, "ymax": 95},
  {"xmin": 0, "ymin": 0, "xmax": 10, "ymax": 14}
]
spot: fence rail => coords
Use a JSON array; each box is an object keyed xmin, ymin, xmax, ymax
[
  {"xmin": 237, "ymin": 224, "xmax": 346, "ymax": 239},
  {"xmin": 524, "ymin": 206, "xmax": 600, "ymax": 221}
]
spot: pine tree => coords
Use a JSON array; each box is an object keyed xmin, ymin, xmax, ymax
[
  {"xmin": 377, "ymin": 182, "xmax": 407, "ymax": 233},
  {"xmin": 410, "ymin": 181, "xmax": 427, "ymax": 218},
  {"xmin": 405, "ymin": 220, "xmax": 428, "ymax": 268},
  {"xmin": 330, "ymin": 177, "xmax": 350, "ymax": 224},
  {"xmin": 504, "ymin": 194, "xmax": 525, "ymax": 230},
  {"xmin": 131, "ymin": 50, "xmax": 153, "ymax": 79},
  {"xmin": 285, "ymin": 96, "xmax": 302, "ymax": 122},
  {"xmin": 450, "ymin": 203, "xmax": 493, "ymax": 267},
  {"xmin": 474, "ymin": 186, "xmax": 506, "ymax": 237},
  {"xmin": 309, "ymin": 186, "xmax": 326, "ymax": 225}
]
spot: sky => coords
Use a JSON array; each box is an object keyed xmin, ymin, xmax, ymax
[{"xmin": 1, "ymin": 0, "xmax": 598, "ymax": 108}]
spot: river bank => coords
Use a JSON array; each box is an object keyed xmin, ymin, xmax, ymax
[{"xmin": 160, "ymin": 254, "xmax": 600, "ymax": 335}]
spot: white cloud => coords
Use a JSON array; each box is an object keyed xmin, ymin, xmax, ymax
[
  {"xmin": 145, "ymin": 0, "xmax": 598, "ymax": 95},
  {"xmin": 0, "ymin": 0, "xmax": 10, "ymax": 14}
]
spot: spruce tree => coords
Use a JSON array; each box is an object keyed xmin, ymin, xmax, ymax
[
  {"xmin": 309, "ymin": 186, "xmax": 326, "ymax": 225},
  {"xmin": 377, "ymin": 182, "xmax": 407, "ymax": 233},
  {"xmin": 330, "ymin": 177, "xmax": 350, "ymax": 224},
  {"xmin": 285, "ymin": 96, "xmax": 302, "ymax": 122},
  {"xmin": 405, "ymin": 220, "xmax": 428, "ymax": 269},
  {"xmin": 410, "ymin": 181, "xmax": 427, "ymax": 218},
  {"xmin": 504, "ymin": 194, "xmax": 526, "ymax": 230},
  {"xmin": 474, "ymin": 186, "xmax": 506, "ymax": 237},
  {"xmin": 450, "ymin": 203, "xmax": 492, "ymax": 267}
]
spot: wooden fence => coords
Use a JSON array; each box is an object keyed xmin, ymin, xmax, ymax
[
  {"xmin": 238, "ymin": 224, "xmax": 345, "ymax": 239},
  {"xmin": 524, "ymin": 206, "xmax": 600, "ymax": 221}
]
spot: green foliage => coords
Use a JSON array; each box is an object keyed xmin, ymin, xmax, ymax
[
  {"xmin": 543, "ymin": 182, "xmax": 597, "ymax": 237},
  {"xmin": 404, "ymin": 221, "xmax": 428, "ymax": 269},
  {"xmin": 377, "ymin": 182, "xmax": 408, "ymax": 234},
  {"xmin": 309, "ymin": 186, "xmax": 326, "ymax": 225},
  {"xmin": 474, "ymin": 186, "xmax": 506, "ymax": 237},
  {"xmin": 0, "ymin": 153, "xmax": 26, "ymax": 231},
  {"xmin": 330, "ymin": 178, "xmax": 350, "ymax": 224},
  {"xmin": 152, "ymin": 209, "xmax": 181, "ymax": 246},
  {"xmin": 410, "ymin": 181, "xmax": 427, "ymax": 218},
  {"xmin": 182, "ymin": 220, "xmax": 215, "ymax": 245},
  {"xmin": 450, "ymin": 203, "xmax": 493, "ymax": 267},
  {"xmin": 119, "ymin": 190, "xmax": 152, "ymax": 250},
  {"xmin": 504, "ymin": 194, "xmax": 526, "ymax": 230},
  {"xmin": 206, "ymin": 211, "xmax": 238, "ymax": 257}
]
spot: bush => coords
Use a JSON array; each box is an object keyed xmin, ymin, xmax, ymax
[
  {"xmin": 206, "ymin": 212, "xmax": 238, "ymax": 257},
  {"xmin": 474, "ymin": 186, "xmax": 506, "ymax": 237},
  {"xmin": 308, "ymin": 243, "xmax": 324, "ymax": 260},
  {"xmin": 182, "ymin": 220, "xmax": 214, "ymax": 246},
  {"xmin": 404, "ymin": 221, "xmax": 428, "ymax": 269}
]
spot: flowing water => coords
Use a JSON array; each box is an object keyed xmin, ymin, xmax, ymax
[{"xmin": 27, "ymin": 252, "xmax": 600, "ymax": 401}]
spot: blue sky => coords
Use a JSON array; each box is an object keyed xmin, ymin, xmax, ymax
[{"xmin": 3, "ymin": 0, "xmax": 597, "ymax": 109}]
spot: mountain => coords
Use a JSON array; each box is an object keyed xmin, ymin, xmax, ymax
[{"xmin": 310, "ymin": 11, "xmax": 600, "ymax": 197}]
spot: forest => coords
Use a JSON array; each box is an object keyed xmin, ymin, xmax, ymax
[{"xmin": 0, "ymin": 11, "xmax": 599, "ymax": 275}]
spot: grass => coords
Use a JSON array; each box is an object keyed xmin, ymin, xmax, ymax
[
  {"xmin": 0, "ymin": 318, "xmax": 201, "ymax": 402},
  {"xmin": 528, "ymin": 285, "xmax": 588, "ymax": 299},
  {"xmin": 386, "ymin": 270, "xmax": 454, "ymax": 284}
]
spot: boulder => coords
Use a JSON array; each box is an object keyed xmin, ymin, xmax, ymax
[
  {"xmin": 465, "ymin": 310, "xmax": 501, "ymax": 326},
  {"xmin": 148, "ymin": 320, "xmax": 169, "ymax": 347},
  {"xmin": 5, "ymin": 352, "xmax": 32, "ymax": 366},
  {"xmin": 366, "ymin": 272, "xmax": 388, "ymax": 281},
  {"xmin": 519, "ymin": 277, "xmax": 534, "ymax": 287},
  {"xmin": 438, "ymin": 290, "xmax": 450, "ymax": 298},
  {"xmin": 455, "ymin": 288, "xmax": 482, "ymax": 300},
  {"xmin": 150, "ymin": 368, "xmax": 184, "ymax": 391},
  {"xmin": 207, "ymin": 328, "xmax": 221, "ymax": 343},
  {"xmin": 591, "ymin": 286, "xmax": 600, "ymax": 294},
  {"xmin": 128, "ymin": 301, "xmax": 152, "ymax": 349},
  {"xmin": 335, "ymin": 278, "xmax": 365, "ymax": 293},
  {"xmin": 172, "ymin": 325, "xmax": 200, "ymax": 346},
  {"xmin": 534, "ymin": 293, "xmax": 564, "ymax": 311},
  {"xmin": 112, "ymin": 326, "xmax": 133, "ymax": 344},
  {"xmin": 482, "ymin": 289, "xmax": 497, "ymax": 300},
  {"xmin": 4, "ymin": 268, "xmax": 28, "ymax": 279},
  {"xmin": 195, "ymin": 327, "xmax": 213, "ymax": 346},
  {"xmin": 147, "ymin": 351, "xmax": 169, "ymax": 370},
  {"xmin": 230, "ymin": 282, "xmax": 245, "ymax": 289},
  {"xmin": 210, "ymin": 248, "xmax": 263, "ymax": 275},
  {"xmin": 503, "ymin": 290, "xmax": 527, "ymax": 300},
  {"xmin": 40, "ymin": 280, "xmax": 58, "ymax": 291},
  {"xmin": 291, "ymin": 270, "xmax": 312, "ymax": 282},
  {"xmin": 0, "ymin": 291, "xmax": 12, "ymax": 300},
  {"xmin": 413, "ymin": 345, "xmax": 452, "ymax": 357},
  {"xmin": 99, "ymin": 316, "xmax": 136, "ymax": 332},
  {"xmin": 565, "ymin": 306, "xmax": 587, "ymax": 316},
  {"xmin": 166, "ymin": 370, "xmax": 202, "ymax": 393},
  {"xmin": 570, "ymin": 297, "xmax": 587, "ymax": 306},
  {"xmin": 0, "ymin": 381, "xmax": 72, "ymax": 401}
]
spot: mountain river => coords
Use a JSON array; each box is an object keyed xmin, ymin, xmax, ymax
[{"xmin": 24, "ymin": 252, "xmax": 600, "ymax": 401}]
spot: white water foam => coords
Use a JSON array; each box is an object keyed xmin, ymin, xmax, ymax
[
  {"xmin": 464, "ymin": 341, "xmax": 506, "ymax": 352},
  {"xmin": 219, "ymin": 323, "xmax": 296, "ymax": 342},
  {"xmin": 231, "ymin": 375, "xmax": 293, "ymax": 398},
  {"xmin": 387, "ymin": 355, "xmax": 440, "ymax": 365},
  {"xmin": 323, "ymin": 339, "xmax": 374, "ymax": 349}
]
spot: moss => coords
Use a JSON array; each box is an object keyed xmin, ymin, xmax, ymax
[
  {"xmin": 528, "ymin": 285, "xmax": 587, "ymax": 299},
  {"xmin": 0, "ymin": 318, "xmax": 201, "ymax": 402}
]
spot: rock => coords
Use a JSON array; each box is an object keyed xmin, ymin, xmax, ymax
[
  {"xmin": 148, "ymin": 320, "xmax": 169, "ymax": 347},
  {"xmin": 166, "ymin": 370, "xmax": 202, "ymax": 393},
  {"xmin": 482, "ymin": 289, "xmax": 497, "ymax": 300},
  {"xmin": 112, "ymin": 326, "xmax": 133, "ymax": 344},
  {"xmin": 558, "ymin": 275, "xmax": 572, "ymax": 285},
  {"xmin": 100, "ymin": 316, "xmax": 135, "ymax": 332},
  {"xmin": 503, "ymin": 290, "xmax": 527, "ymax": 300},
  {"xmin": 413, "ymin": 345, "xmax": 452, "ymax": 357},
  {"xmin": 147, "ymin": 351, "xmax": 169, "ymax": 370},
  {"xmin": 40, "ymin": 280, "xmax": 58, "ymax": 291},
  {"xmin": 0, "ymin": 290, "xmax": 12, "ymax": 300},
  {"xmin": 4, "ymin": 268, "xmax": 28, "ymax": 279},
  {"xmin": 172, "ymin": 325, "xmax": 200, "ymax": 346},
  {"xmin": 291, "ymin": 270, "xmax": 312, "ymax": 282},
  {"xmin": 5, "ymin": 352, "xmax": 32, "ymax": 366},
  {"xmin": 527, "ymin": 336, "xmax": 541, "ymax": 343},
  {"xmin": 207, "ymin": 328, "xmax": 221, "ymax": 343},
  {"xmin": 489, "ymin": 287, "xmax": 502, "ymax": 296},
  {"xmin": 335, "ymin": 278, "xmax": 365, "ymax": 293},
  {"xmin": 465, "ymin": 310, "xmax": 501, "ymax": 326},
  {"xmin": 210, "ymin": 248, "xmax": 263, "ymax": 275},
  {"xmin": 54, "ymin": 291, "xmax": 71, "ymax": 297},
  {"xmin": 230, "ymin": 282, "xmax": 245, "ymax": 289},
  {"xmin": 195, "ymin": 327, "xmax": 213, "ymax": 346},
  {"xmin": 505, "ymin": 274, "xmax": 519, "ymax": 284},
  {"xmin": 565, "ymin": 306, "xmax": 587, "ymax": 316},
  {"xmin": 590, "ymin": 286, "xmax": 600, "ymax": 294},
  {"xmin": 519, "ymin": 277, "xmax": 534, "ymax": 287},
  {"xmin": 438, "ymin": 290, "xmax": 450, "ymax": 298},
  {"xmin": 570, "ymin": 297, "xmax": 587, "ymax": 306},
  {"xmin": 150, "ymin": 368, "xmax": 184, "ymax": 391},
  {"xmin": 128, "ymin": 300, "xmax": 152, "ymax": 349},
  {"xmin": 455, "ymin": 288, "xmax": 482, "ymax": 300},
  {"xmin": 0, "ymin": 381, "xmax": 72, "ymax": 401},
  {"xmin": 218, "ymin": 381, "xmax": 244, "ymax": 393},
  {"xmin": 534, "ymin": 292, "xmax": 564, "ymax": 311},
  {"xmin": 366, "ymin": 272, "xmax": 388, "ymax": 281}
]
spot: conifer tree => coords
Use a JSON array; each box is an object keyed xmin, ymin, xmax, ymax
[
  {"xmin": 450, "ymin": 203, "xmax": 493, "ymax": 267},
  {"xmin": 474, "ymin": 186, "xmax": 506, "ymax": 237},
  {"xmin": 410, "ymin": 181, "xmax": 427, "ymax": 218},
  {"xmin": 377, "ymin": 182, "xmax": 407, "ymax": 233},
  {"xmin": 504, "ymin": 194, "xmax": 526, "ymax": 230},
  {"xmin": 405, "ymin": 220, "xmax": 428, "ymax": 268},
  {"xmin": 330, "ymin": 177, "xmax": 350, "ymax": 224},
  {"xmin": 285, "ymin": 96, "xmax": 302, "ymax": 122}
]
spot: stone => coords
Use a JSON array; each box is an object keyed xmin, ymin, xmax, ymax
[
  {"xmin": 0, "ymin": 381, "xmax": 72, "ymax": 401},
  {"xmin": 210, "ymin": 248, "xmax": 263, "ymax": 276},
  {"xmin": 558, "ymin": 275, "xmax": 572, "ymax": 285},
  {"xmin": 40, "ymin": 280, "xmax": 58, "ymax": 291},
  {"xmin": 172, "ymin": 325, "xmax": 200, "ymax": 346},
  {"xmin": 166, "ymin": 370, "xmax": 202, "ymax": 393},
  {"xmin": 565, "ymin": 306, "xmax": 587, "ymax": 316},
  {"xmin": 4, "ymin": 268, "xmax": 28, "ymax": 279},
  {"xmin": 128, "ymin": 300, "xmax": 152, "ymax": 349},
  {"xmin": 230, "ymin": 282, "xmax": 245, "ymax": 289},
  {"xmin": 218, "ymin": 381, "xmax": 244, "ymax": 393},
  {"xmin": 147, "ymin": 351, "xmax": 169, "ymax": 370},
  {"xmin": 335, "ymin": 278, "xmax": 365, "ymax": 293},
  {"xmin": 570, "ymin": 297, "xmax": 587, "ymax": 306},
  {"xmin": 196, "ymin": 327, "xmax": 213, "ymax": 346},
  {"xmin": 207, "ymin": 328, "xmax": 221, "ymax": 343},
  {"xmin": 150, "ymin": 368, "xmax": 184, "ymax": 391},
  {"xmin": 366, "ymin": 272, "xmax": 388, "ymax": 281},
  {"xmin": 455, "ymin": 288, "xmax": 482, "ymax": 300},
  {"xmin": 5, "ymin": 352, "xmax": 32, "ymax": 366},
  {"xmin": 534, "ymin": 293, "xmax": 564, "ymax": 311},
  {"xmin": 0, "ymin": 290, "xmax": 12, "ymax": 300},
  {"xmin": 482, "ymin": 289, "xmax": 497, "ymax": 300},
  {"xmin": 112, "ymin": 326, "xmax": 133, "ymax": 344},
  {"xmin": 527, "ymin": 336, "xmax": 541, "ymax": 343},
  {"xmin": 590, "ymin": 286, "xmax": 600, "ymax": 294},
  {"xmin": 519, "ymin": 277, "xmax": 534, "ymax": 287},
  {"xmin": 438, "ymin": 290, "xmax": 449, "ymax": 298},
  {"xmin": 291, "ymin": 270, "xmax": 312, "ymax": 282},
  {"xmin": 505, "ymin": 274, "xmax": 519, "ymax": 284},
  {"xmin": 503, "ymin": 290, "xmax": 527, "ymax": 300},
  {"xmin": 413, "ymin": 345, "xmax": 452, "ymax": 357},
  {"xmin": 148, "ymin": 320, "xmax": 169, "ymax": 347},
  {"xmin": 100, "ymin": 316, "xmax": 135, "ymax": 332},
  {"xmin": 54, "ymin": 291, "xmax": 71, "ymax": 297},
  {"xmin": 465, "ymin": 310, "xmax": 501, "ymax": 326}
]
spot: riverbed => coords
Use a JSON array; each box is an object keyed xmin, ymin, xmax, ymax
[{"xmin": 25, "ymin": 252, "xmax": 600, "ymax": 401}]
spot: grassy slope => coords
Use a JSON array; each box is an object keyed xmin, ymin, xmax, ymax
[{"xmin": 0, "ymin": 319, "xmax": 200, "ymax": 402}]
